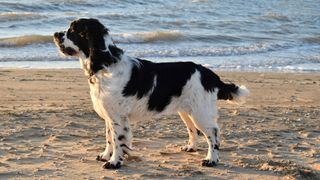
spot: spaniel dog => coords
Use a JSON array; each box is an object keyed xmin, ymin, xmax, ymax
[{"xmin": 53, "ymin": 18, "xmax": 249, "ymax": 169}]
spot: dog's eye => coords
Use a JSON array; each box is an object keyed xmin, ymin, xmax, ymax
[{"xmin": 79, "ymin": 31, "xmax": 87, "ymax": 38}]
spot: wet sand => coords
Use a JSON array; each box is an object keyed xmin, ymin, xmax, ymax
[{"xmin": 0, "ymin": 69, "xmax": 319, "ymax": 179}]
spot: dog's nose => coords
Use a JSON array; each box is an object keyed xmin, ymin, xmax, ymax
[{"xmin": 54, "ymin": 32, "xmax": 64, "ymax": 39}]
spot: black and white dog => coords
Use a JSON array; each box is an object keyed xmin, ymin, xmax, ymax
[{"xmin": 53, "ymin": 18, "xmax": 249, "ymax": 169}]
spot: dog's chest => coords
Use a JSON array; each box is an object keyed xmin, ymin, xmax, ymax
[
  {"xmin": 88, "ymin": 77, "xmax": 107, "ymax": 119},
  {"xmin": 88, "ymin": 70, "xmax": 131, "ymax": 118}
]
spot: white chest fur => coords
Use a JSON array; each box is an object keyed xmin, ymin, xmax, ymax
[{"xmin": 87, "ymin": 57, "xmax": 135, "ymax": 120}]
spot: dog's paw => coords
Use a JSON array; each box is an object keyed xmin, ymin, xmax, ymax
[
  {"xmin": 201, "ymin": 159, "xmax": 218, "ymax": 167},
  {"xmin": 103, "ymin": 161, "xmax": 122, "ymax": 169},
  {"xmin": 96, "ymin": 155, "xmax": 107, "ymax": 162},
  {"xmin": 181, "ymin": 145, "xmax": 197, "ymax": 152},
  {"xmin": 96, "ymin": 152, "xmax": 112, "ymax": 162}
]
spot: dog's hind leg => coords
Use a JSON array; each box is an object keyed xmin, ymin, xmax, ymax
[
  {"xmin": 96, "ymin": 121, "xmax": 113, "ymax": 162},
  {"xmin": 178, "ymin": 111, "xmax": 199, "ymax": 152},
  {"xmin": 121, "ymin": 116, "xmax": 133, "ymax": 150},
  {"xmin": 189, "ymin": 111, "xmax": 220, "ymax": 167}
]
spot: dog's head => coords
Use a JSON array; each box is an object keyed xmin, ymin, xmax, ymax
[{"xmin": 53, "ymin": 18, "xmax": 123, "ymax": 75}]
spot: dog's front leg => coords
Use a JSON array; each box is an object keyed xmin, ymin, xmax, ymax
[
  {"xmin": 103, "ymin": 114, "xmax": 130, "ymax": 169},
  {"xmin": 96, "ymin": 121, "xmax": 113, "ymax": 162}
]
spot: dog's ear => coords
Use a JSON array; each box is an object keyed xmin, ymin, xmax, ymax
[
  {"xmin": 88, "ymin": 49, "xmax": 117, "ymax": 76},
  {"xmin": 84, "ymin": 19, "xmax": 117, "ymax": 76},
  {"xmin": 86, "ymin": 20, "xmax": 109, "ymax": 50}
]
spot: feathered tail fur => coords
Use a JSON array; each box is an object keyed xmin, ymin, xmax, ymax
[{"xmin": 217, "ymin": 83, "xmax": 249, "ymax": 104}]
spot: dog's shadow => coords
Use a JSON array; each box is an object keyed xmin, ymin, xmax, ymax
[{"xmin": 100, "ymin": 138, "xmax": 226, "ymax": 179}]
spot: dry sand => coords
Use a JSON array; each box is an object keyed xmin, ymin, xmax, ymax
[{"xmin": 0, "ymin": 69, "xmax": 319, "ymax": 179}]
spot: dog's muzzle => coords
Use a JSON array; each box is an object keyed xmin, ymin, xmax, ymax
[
  {"xmin": 53, "ymin": 31, "xmax": 77, "ymax": 56},
  {"xmin": 53, "ymin": 31, "xmax": 65, "ymax": 46}
]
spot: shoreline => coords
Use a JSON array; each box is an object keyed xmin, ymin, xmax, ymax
[
  {"xmin": 2, "ymin": 66, "xmax": 320, "ymax": 73},
  {"xmin": 0, "ymin": 69, "xmax": 319, "ymax": 179}
]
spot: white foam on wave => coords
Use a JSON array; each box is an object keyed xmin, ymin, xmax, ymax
[
  {"xmin": 134, "ymin": 42, "xmax": 291, "ymax": 57},
  {"xmin": 0, "ymin": 12, "xmax": 46, "ymax": 22},
  {"xmin": 112, "ymin": 30, "xmax": 184, "ymax": 43},
  {"xmin": 263, "ymin": 12, "xmax": 291, "ymax": 22}
]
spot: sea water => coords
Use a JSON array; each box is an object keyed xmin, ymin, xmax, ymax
[{"xmin": 0, "ymin": 0, "xmax": 319, "ymax": 72}]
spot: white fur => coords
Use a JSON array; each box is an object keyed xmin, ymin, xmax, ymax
[
  {"xmin": 105, "ymin": 36, "xmax": 115, "ymax": 51},
  {"xmin": 62, "ymin": 34, "xmax": 80, "ymax": 52},
  {"xmin": 227, "ymin": 85, "xmax": 250, "ymax": 105}
]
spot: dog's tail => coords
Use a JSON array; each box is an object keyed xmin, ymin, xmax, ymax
[{"xmin": 217, "ymin": 82, "xmax": 249, "ymax": 104}]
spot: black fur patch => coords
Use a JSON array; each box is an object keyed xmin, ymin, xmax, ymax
[
  {"xmin": 217, "ymin": 83, "xmax": 238, "ymax": 100},
  {"xmin": 120, "ymin": 144, "xmax": 131, "ymax": 150},
  {"xmin": 122, "ymin": 58, "xmax": 236, "ymax": 112},
  {"xmin": 118, "ymin": 135, "xmax": 125, "ymax": 141},
  {"xmin": 196, "ymin": 65, "xmax": 239, "ymax": 100},
  {"xmin": 123, "ymin": 150, "xmax": 128, "ymax": 155},
  {"xmin": 189, "ymin": 128, "xmax": 193, "ymax": 133},
  {"xmin": 197, "ymin": 129, "xmax": 201, "ymax": 136},
  {"xmin": 103, "ymin": 161, "xmax": 121, "ymax": 169},
  {"xmin": 122, "ymin": 60, "xmax": 156, "ymax": 99},
  {"xmin": 196, "ymin": 65, "xmax": 222, "ymax": 92},
  {"xmin": 122, "ymin": 60, "xmax": 197, "ymax": 112},
  {"xmin": 202, "ymin": 159, "xmax": 217, "ymax": 167},
  {"xmin": 109, "ymin": 45, "xmax": 123, "ymax": 58},
  {"xmin": 213, "ymin": 128, "xmax": 218, "ymax": 138},
  {"xmin": 214, "ymin": 144, "xmax": 220, "ymax": 150}
]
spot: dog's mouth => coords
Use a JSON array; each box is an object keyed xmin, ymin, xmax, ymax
[{"xmin": 60, "ymin": 45, "xmax": 77, "ymax": 56}]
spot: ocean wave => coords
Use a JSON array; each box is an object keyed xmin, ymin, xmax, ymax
[
  {"xmin": 0, "ymin": 34, "xmax": 293, "ymax": 59},
  {"xmin": 0, "ymin": 56, "xmax": 74, "ymax": 62},
  {"xmin": 113, "ymin": 30, "xmax": 184, "ymax": 43},
  {"xmin": 46, "ymin": 0, "xmax": 89, "ymax": 4},
  {"xmin": 134, "ymin": 42, "xmax": 291, "ymax": 57},
  {"xmin": 0, "ymin": 31, "xmax": 184, "ymax": 47},
  {"xmin": 113, "ymin": 32, "xmax": 242, "ymax": 44},
  {"xmin": 0, "ymin": 35, "xmax": 52, "ymax": 47},
  {"xmin": 0, "ymin": 31, "xmax": 292, "ymax": 53},
  {"xmin": 0, "ymin": 1, "xmax": 100, "ymax": 12},
  {"xmin": 263, "ymin": 12, "xmax": 291, "ymax": 22},
  {"xmin": 0, "ymin": 12, "xmax": 47, "ymax": 22},
  {"xmin": 190, "ymin": 34, "xmax": 242, "ymax": 43},
  {"xmin": 303, "ymin": 36, "xmax": 320, "ymax": 44},
  {"xmin": 191, "ymin": 0, "xmax": 209, "ymax": 2}
]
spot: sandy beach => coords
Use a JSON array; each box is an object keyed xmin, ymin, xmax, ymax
[{"xmin": 0, "ymin": 69, "xmax": 319, "ymax": 179}]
